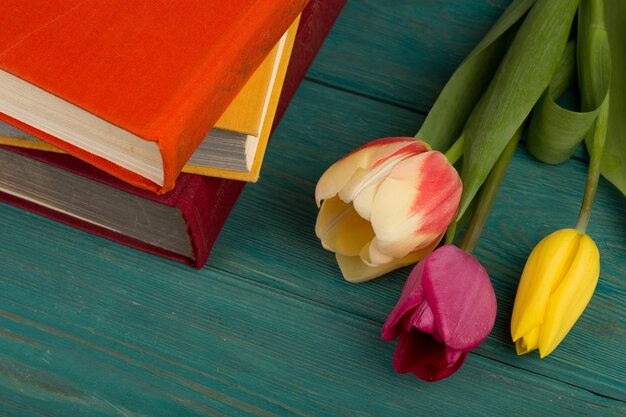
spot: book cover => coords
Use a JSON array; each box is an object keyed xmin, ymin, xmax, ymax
[
  {"xmin": 0, "ymin": 16, "xmax": 301, "ymax": 183},
  {"xmin": 0, "ymin": 0, "xmax": 308, "ymax": 194},
  {"xmin": 0, "ymin": 0, "xmax": 346, "ymax": 268}
]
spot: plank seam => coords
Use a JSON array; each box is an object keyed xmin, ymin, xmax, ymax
[
  {"xmin": 206, "ymin": 264, "xmax": 625, "ymax": 403},
  {"xmin": 301, "ymin": 77, "xmax": 592, "ymax": 165},
  {"xmin": 478, "ymin": 354, "xmax": 625, "ymax": 403},
  {"xmin": 303, "ymin": 76, "xmax": 423, "ymax": 114}
]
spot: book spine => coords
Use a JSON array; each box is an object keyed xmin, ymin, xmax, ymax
[
  {"xmin": 181, "ymin": 175, "xmax": 245, "ymax": 267},
  {"xmin": 152, "ymin": 0, "xmax": 309, "ymax": 194}
]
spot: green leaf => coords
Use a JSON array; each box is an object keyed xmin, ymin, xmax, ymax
[
  {"xmin": 526, "ymin": 42, "xmax": 600, "ymax": 164},
  {"xmin": 458, "ymin": 0, "xmax": 579, "ymax": 220},
  {"xmin": 416, "ymin": 0, "xmax": 536, "ymax": 152},
  {"xmin": 597, "ymin": 0, "xmax": 626, "ymax": 195},
  {"xmin": 578, "ymin": 0, "xmax": 611, "ymax": 112}
]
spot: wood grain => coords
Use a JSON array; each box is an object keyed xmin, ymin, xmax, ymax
[
  {"xmin": 1, "ymin": 0, "xmax": 625, "ymax": 415},
  {"xmin": 0, "ymin": 210, "xmax": 623, "ymax": 416},
  {"xmin": 308, "ymin": 0, "xmax": 512, "ymax": 113}
]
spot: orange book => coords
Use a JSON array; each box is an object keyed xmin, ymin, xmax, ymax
[
  {"xmin": 0, "ymin": 0, "xmax": 308, "ymax": 194},
  {"xmin": 0, "ymin": 16, "xmax": 300, "ymax": 183}
]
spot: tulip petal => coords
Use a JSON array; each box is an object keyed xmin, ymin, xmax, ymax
[
  {"xmin": 434, "ymin": 351, "xmax": 469, "ymax": 382},
  {"xmin": 337, "ymin": 250, "xmax": 425, "ymax": 284},
  {"xmin": 538, "ymin": 234, "xmax": 600, "ymax": 357},
  {"xmin": 315, "ymin": 194, "xmax": 345, "ymax": 241},
  {"xmin": 381, "ymin": 236, "xmax": 442, "ymax": 339},
  {"xmin": 315, "ymin": 138, "xmax": 425, "ymax": 207},
  {"xmin": 510, "ymin": 229, "xmax": 580, "ymax": 342},
  {"xmin": 422, "ymin": 245, "xmax": 497, "ymax": 350},
  {"xmin": 393, "ymin": 330, "xmax": 444, "ymax": 376},
  {"xmin": 515, "ymin": 326, "xmax": 539, "ymax": 355},
  {"xmin": 338, "ymin": 158, "xmax": 397, "ymax": 205},
  {"xmin": 382, "ymin": 260, "xmax": 427, "ymax": 341},
  {"xmin": 315, "ymin": 196, "xmax": 375, "ymax": 256},
  {"xmin": 370, "ymin": 151, "xmax": 461, "ymax": 259},
  {"xmin": 338, "ymin": 142, "xmax": 432, "ymax": 219},
  {"xmin": 341, "ymin": 233, "xmax": 442, "ymax": 285},
  {"xmin": 362, "ymin": 238, "xmax": 396, "ymax": 266},
  {"xmin": 351, "ymin": 179, "xmax": 380, "ymax": 221},
  {"xmin": 393, "ymin": 330, "xmax": 468, "ymax": 382},
  {"xmin": 445, "ymin": 347, "xmax": 464, "ymax": 367},
  {"xmin": 408, "ymin": 300, "xmax": 438, "ymax": 339}
]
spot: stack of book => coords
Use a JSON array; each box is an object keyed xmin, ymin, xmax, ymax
[{"xmin": 0, "ymin": 0, "xmax": 346, "ymax": 267}]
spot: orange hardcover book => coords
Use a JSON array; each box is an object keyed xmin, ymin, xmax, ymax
[
  {"xmin": 0, "ymin": 16, "xmax": 301, "ymax": 183},
  {"xmin": 0, "ymin": 0, "xmax": 308, "ymax": 194}
]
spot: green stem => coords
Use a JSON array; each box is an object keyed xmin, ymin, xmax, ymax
[
  {"xmin": 444, "ymin": 223, "xmax": 457, "ymax": 245},
  {"xmin": 575, "ymin": 0, "xmax": 610, "ymax": 233},
  {"xmin": 459, "ymin": 126, "xmax": 523, "ymax": 253},
  {"xmin": 441, "ymin": 133, "xmax": 465, "ymax": 244},
  {"xmin": 576, "ymin": 97, "xmax": 609, "ymax": 233},
  {"xmin": 444, "ymin": 134, "xmax": 464, "ymax": 165}
]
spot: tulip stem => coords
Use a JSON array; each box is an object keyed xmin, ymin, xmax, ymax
[
  {"xmin": 576, "ymin": 98, "xmax": 608, "ymax": 234},
  {"xmin": 444, "ymin": 134, "xmax": 464, "ymax": 165},
  {"xmin": 460, "ymin": 126, "xmax": 522, "ymax": 253}
]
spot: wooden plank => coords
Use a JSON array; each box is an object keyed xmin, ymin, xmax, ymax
[
  {"xmin": 0, "ymin": 213, "xmax": 623, "ymax": 416},
  {"xmin": 0, "ymin": 0, "xmax": 623, "ymax": 413},
  {"xmin": 210, "ymin": 80, "xmax": 626, "ymax": 400},
  {"xmin": 308, "ymin": 0, "xmax": 512, "ymax": 113}
]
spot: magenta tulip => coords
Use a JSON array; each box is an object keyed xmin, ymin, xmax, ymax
[{"xmin": 382, "ymin": 244, "xmax": 497, "ymax": 382}]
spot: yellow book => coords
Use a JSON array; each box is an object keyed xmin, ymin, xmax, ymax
[{"xmin": 0, "ymin": 16, "xmax": 300, "ymax": 183}]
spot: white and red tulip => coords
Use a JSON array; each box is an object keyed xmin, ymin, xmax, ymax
[{"xmin": 315, "ymin": 137, "xmax": 462, "ymax": 282}]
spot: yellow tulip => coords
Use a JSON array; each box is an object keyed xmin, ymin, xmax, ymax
[{"xmin": 511, "ymin": 229, "xmax": 600, "ymax": 357}]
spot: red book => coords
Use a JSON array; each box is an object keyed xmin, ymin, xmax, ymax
[
  {"xmin": 0, "ymin": 0, "xmax": 308, "ymax": 194},
  {"xmin": 0, "ymin": 0, "xmax": 346, "ymax": 268}
]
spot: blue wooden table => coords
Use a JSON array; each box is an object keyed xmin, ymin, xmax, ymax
[{"xmin": 1, "ymin": 1, "xmax": 625, "ymax": 415}]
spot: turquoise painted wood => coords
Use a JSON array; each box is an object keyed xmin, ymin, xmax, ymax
[
  {"xmin": 308, "ymin": 0, "xmax": 513, "ymax": 113},
  {"xmin": 1, "ymin": 1, "xmax": 625, "ymax": 415}
]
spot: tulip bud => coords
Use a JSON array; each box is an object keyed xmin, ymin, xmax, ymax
[
  {"xmin": 382, "ymin": 245, "xmax": 497, "ymax": 381},
  {"xmin": 315, "ymin": 137, "xmax": 462, "ymax": 282},
  {"xmin": 511, "ymin": 229, "xmax": 600, "ymax": 358}
]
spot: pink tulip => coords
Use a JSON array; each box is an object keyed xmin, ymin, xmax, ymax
[
  {"xmin": 315, "ymin": 137, "xmax": 462, "ymax": 282},
  {"xmin": 382, "ymin": 244, "xmax": 497, "ymax": 381}
]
